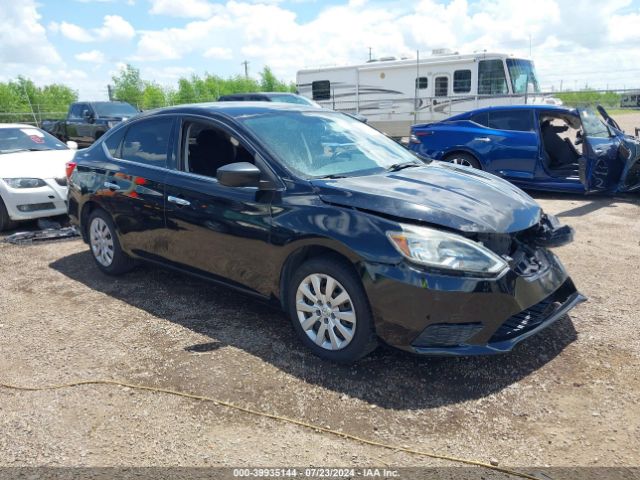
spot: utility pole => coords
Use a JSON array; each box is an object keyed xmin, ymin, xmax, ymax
[
  {"xmin": 368, "ymin": 47, "xmax": 372, "ymax": 61},
  {"xmin": 241, "ymin": 60, "xmax": 249, "ymax": 79},
  {"xmin": 107, "ymin": 85, "xmax": 114, "ymax": 101}
]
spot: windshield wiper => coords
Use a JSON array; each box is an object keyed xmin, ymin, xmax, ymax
[
  {"xmin": 386, "ymin": 160, "xmax": 422, "ymax": 172},
  {"xmin": 319, "ymin": 173, "xmax": 348, "ymax": 179}
]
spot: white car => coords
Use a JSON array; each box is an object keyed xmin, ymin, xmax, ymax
[{"xmin": 0, "ymin": 124, "xmax": 78, "ymax": 231}]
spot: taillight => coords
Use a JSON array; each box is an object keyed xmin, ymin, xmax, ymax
[{"xmin": 65, "ymin": 161, "xmax": 77, "ymax": 179}]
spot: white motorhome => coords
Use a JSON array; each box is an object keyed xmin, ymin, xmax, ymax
[{"xmin": 297, "ymin": 50, "xmax": 559, "ymax": 137}]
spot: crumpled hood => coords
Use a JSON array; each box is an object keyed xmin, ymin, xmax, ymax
[
  {"xmin": 311, "ymin": 162, "xmax": 542, "ymax": 233},
  {"xmin": 0, "ymin": 149, "xmax": 75, "ymax": 179}
]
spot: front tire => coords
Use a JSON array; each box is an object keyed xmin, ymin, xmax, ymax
[
  {"xmin": 87, "ymin": 209, "xmax": 135, "ymax": 275},
  {"xmin": 0, "ymin": 196, "xmax": 17, "ymax": 232},
  {"xmin": 288, "ymin": 256, "xmax": 377, "ymax": 363}
]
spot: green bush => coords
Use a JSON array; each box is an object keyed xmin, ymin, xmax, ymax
[{"xmin": 556, "ymin": 90, "xmax": 621, "ymax": 108}]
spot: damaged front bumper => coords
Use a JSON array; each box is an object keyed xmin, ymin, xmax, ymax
[{"xmin": 361, "ymin": 214, "xmax": 585, "ymax": 356}]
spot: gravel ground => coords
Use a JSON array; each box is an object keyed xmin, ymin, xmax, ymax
[{"xmin": 0, "ymin": 192, "xmax": 639, "ymax": 473}]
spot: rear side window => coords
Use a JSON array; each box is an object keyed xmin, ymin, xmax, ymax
[
  {"xmin": 470, "ymin": 112, "xmax": 489, "ymax": 127},
  {"xmin": 435, "ymin": 77, "xmax": 448, "ymax": 97},
  {"xmin": 478, "ymin": 60, "xmax": 508, "ymax": 95},
  {"xmin": 312, "ymin": 80, "xmax": 331, "ymax": 101},
  {"xmin": 104, "ymin": 127, "xmax": 126, "ymax": 157},
  {"xmin": 488, "ymin": 110, "xmax": 534, "ymax": 132},
  {"xmin": 453, "ymin": 70, "xmax": 471, "ymax": 93},
  {"xmin": 121, "ymin": 117, "xmax": 173, "ymax": 167}
]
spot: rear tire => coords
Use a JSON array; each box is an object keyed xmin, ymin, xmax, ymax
[
  {"xmin": 444, "ymin": 152, "xmax": 481, "ymax": 169},
  {"xmin": 0, "ymin": 196, "xmax": 17, "ymax": 232},
  {"xmin": 287, "ymin": 256, "xmax": 377, "ymax": 363},
  {"xmin": 87, "ymin": 209, "xmax": 135, "ymax": 275}
]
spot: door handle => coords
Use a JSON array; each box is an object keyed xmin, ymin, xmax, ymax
[
  {"xmin": 168, "ymin": 195, "xmax": 191, "ymax": 206},
  {"xmin": 474, "ymin": 137, "xmax": 492, "ymax": 143},
  {"xmin": 103, "ymin": 181, "xmax": 120, "ymax": 191}
]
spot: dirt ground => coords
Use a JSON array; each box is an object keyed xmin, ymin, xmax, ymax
[{"xmin": 0, "ymin": 192, "xmax": 639, "ymax": 475}]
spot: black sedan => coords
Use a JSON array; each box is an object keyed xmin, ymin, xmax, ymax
[{"xmin": 67, "ymin": 103, "xmax": 585, "ymax": 363}]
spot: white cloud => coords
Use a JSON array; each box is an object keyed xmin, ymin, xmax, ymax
[
  {"xmin": 130, "ymin": 0, "xmax": 640, "ymax": 90},
  {"xmin": 75, "ymin": 49, "xmax": 107, "ymax": 63},
  {"xmin": 203, "ymin": 46, "xmax": 233, "ymax": 59},
  {"xmin": 149, "ymin": 0, "xmax": 222, "ymax": 18},
  {"xmin": 51, "ymin": 14, "xmax": 135, "ymax": 42},
  {"xmin": 0, "ymin": 0, "xmax": 61, "ymax": 64}
]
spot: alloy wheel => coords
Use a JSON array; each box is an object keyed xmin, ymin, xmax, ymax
[
  {"xmin": 90, "ymin": 217, "xmax": 115, "ymax": 267},
  {"xmin": 295, "ymin": 273, "xmax": 356, "ymax": 351},
  {"xmin": 449, "ymin": 156, "xmax": 473, "ymax": 167}
]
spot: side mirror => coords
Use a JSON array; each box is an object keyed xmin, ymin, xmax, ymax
[
  {"xmin": 66, "ymin": 140, "xmax": 78, "ymax": 150},
  {"xmin": 217, "ymin": 162, "xmax": 261, "ymax": 188},
  {"xmin": 83, "ymin": 111, "xmax": 94, "ymax": 123}
]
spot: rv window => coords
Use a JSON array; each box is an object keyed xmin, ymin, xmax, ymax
[
  {"xmin": 453, "ymin": 70, "xmax": 471, "ymax": 94},
  {"xmin": 312, "ymin": 80, "xmax": 331, "ymax": 101},
  {"xmin": 478, "ymin": 60, "xmax": 508, "ymax": 95},
  {"xmin": 435, "ymin": 77, "xmax": 448, "ymax": 97},
  {"xmin": 488, "ymin": 110, "xmax": 534, "ymax": 132},
  {"xmin": 415, "ymin": 77, "xmax": 428, "ymax": 90}
]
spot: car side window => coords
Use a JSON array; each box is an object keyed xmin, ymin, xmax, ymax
[
  {"xmin": 181, "ymin": 120, "xmax": 254, "ymax": 179},
  {"xmin": 470, "ymin": 112, "xmax": 489, "ymax": 127},
  {"xmin": 488, "ymin": 110, "xmax": 534, "ymax": 132},
  {"xmin": 69, "ymin": 104, "xmax": 82, "ymax": 119},
  {"xmin": 121, "ymin": 117, "xmax": 173, "ymax": 167},
  {"xmin": 103, "ymin": 127, "xmax": 127, "ymax": 157}
]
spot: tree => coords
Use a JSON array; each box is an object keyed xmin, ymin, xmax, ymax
[
  {"xmin": 141, "ymin": 83, "xmax": 166, "ymax": 109},
  {"xmin": 111, "ymin": 64, "xmax": 144, "ymax": 108},
  {"xmin": 259, "ymin": 66, "xmax": 293, "ymax": 92}
]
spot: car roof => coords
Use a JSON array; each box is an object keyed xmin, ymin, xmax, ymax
[
  {"xmin": 0, "ymin": 123, "xmax": 41, "ymax": 129},
  {"xmin": 136, "ymin": 101, "xmax": 324, "ymax": 119},
  {"xmin": 451, "ymin": 104, "xmax": 575, "ymax": 119}
]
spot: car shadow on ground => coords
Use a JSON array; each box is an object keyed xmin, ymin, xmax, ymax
[
  {"xmin": 50, "ymin": 250, "xmax": 578, "ymax": 410},
  {"xmin": 528, "ymin": 191, "xmax": 639, "ymax": 218}
]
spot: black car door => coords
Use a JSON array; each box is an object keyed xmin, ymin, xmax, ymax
[
  {"xmin": 162, "ymin": 115, "xmax": 275, "ymax": 295},
  {"xmin": 99, "ymin": 115, "xmax": 174, "ymax": 258}
]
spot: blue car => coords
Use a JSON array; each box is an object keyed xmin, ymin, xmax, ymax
[{"xmin": 409, "ymin": 105, "xmax": 640, "ymax": 194}]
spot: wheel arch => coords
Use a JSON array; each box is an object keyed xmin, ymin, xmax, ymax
[
  {"xmin": 79, "ymin": 200, "xmax": 102, "ymax": 242},
  {"xmin": 278, "ymin": 242, "xmax": 361, "ymax": 312}
]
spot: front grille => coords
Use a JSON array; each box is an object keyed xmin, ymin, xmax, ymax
[
  {"xmin": 412, "ymin": 322, "xmax": 484, "ymax": 347},
  {"xmin": 55, "ymin": 177, "xmax": 67, "ymax": 186}
]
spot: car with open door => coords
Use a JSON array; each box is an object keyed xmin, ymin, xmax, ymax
[
  {"xmin": 67, "ymin": 103, "xmax": 584, "ymax": 363},
  {"xmin": 408, "ymin": 105, "xmax": 640, "ymax": 194}
]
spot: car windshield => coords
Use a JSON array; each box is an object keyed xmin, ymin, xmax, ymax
[
  {"xmin": 579, "ymin": 108, "xmax": 611, "ymax": 138},
  {"xmin": 267, "ymin": 94, "xmax": 321, "ymax": 107},
  {"xmin": 239, "ymin": 111, "xmax": 422, "ymax": 178},
  {"xmin": 506, "ymin": 59, "xmax": 540, "ymax": 94},
  {"xmin": 0, "ymin": 127, "xmax": 68, "ymax": 155},
  {"xmin": 92, "ymin": 102, "xmax": 138, "ymax": 117}
]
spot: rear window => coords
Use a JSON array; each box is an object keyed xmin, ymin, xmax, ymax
[
  {"xmin": 121, "ymin": 117, "xmax": 173, "ymax": 167},
  {"xmin": 487, "ymin": 110, "xmax": 534, "ymax": 132}
]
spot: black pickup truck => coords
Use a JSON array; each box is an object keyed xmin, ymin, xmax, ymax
[{"xmin": 43, "ymin": 101, "xmax": 139, "ymax": 148}]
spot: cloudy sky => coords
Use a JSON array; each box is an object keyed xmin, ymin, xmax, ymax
[{"xmin": 2, "ymin": 0, "xmax": 640, "ymax": 99}]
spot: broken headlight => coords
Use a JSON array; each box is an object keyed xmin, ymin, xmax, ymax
[{"xmin": 387, "ymin": 224, "xmax": 508, "ymax": 275}]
